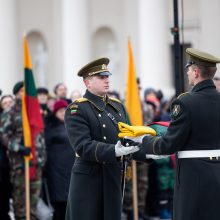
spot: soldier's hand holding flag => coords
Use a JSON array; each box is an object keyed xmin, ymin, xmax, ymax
[
  {"xmin": 118, "ymin": 122, "xmax": 156, "ymax": 145},
  {"xmin": 118, "ymin": 122, "xmax": 170, "ymax": 159},
  {"xmin": 115, "ymin": 140, "xmax": 140, "ymax": 157}
]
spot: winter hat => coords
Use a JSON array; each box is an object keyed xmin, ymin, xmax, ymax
[
  {"xmin": 13, "ymin": 81, "xmax": 24, "ymax": 95},
  {"xmin": 53, "ymin": 100, "xmax": 68, "ymax": 114}
]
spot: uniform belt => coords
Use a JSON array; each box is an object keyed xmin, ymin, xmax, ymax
[{"xmin": 178, "ymin": 150, "xmax": 220, "ymax": 159}]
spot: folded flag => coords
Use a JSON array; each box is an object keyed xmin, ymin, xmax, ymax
[
  {"xmin": 148, "ymin": 122, "xmax": 171, "ymax": 160},
  {"xmin": 148, "ymin": 122, "xmax": 169, "ymax": 137},
  {"xmin": 118, "ymin": 122, "xmax": 156, "ymax": 138}
]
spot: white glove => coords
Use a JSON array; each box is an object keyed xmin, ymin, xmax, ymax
[
  {"xmin": 115, "ymin": 141, "xmax": 140, "ymax": 157},
  {"xmin": 124, "ymin": 135, "xmax": 147, "ymax": 143},
  {"xmin": 145, "ymin": 154, "xmax": 170, "ymax": 160}
]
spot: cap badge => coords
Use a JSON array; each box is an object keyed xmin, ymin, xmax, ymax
[{"xmin": 102, "ymin": 64, "xmax": 107, "ymax": 70}]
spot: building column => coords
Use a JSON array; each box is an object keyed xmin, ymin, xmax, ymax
[
  {"xmin": 62, "ymin": 0, "xmax": 91, "ymax": 95},
  {"xmin": 0, "ymin": 0, "xmax": 19, "ymax": 94},
  {"xmin": 138, "ymin": 0, "xmax": 174, "ymax": 98},
  {"xmin": 199, "ymin": 0, "xmax": 220, "ymax": 56}
]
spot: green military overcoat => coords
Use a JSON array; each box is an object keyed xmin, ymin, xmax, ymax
[
  {"xmin": 64, "ymin": 90, "xmax": 128, "ymax": 220},
  {"xmin": 140, "ymin": 79, "xmax": 220, "ymax": 220}
]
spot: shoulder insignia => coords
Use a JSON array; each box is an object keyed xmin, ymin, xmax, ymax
[
  {"xmin": 70, "ymin": 109, "xmax": 78, "ymax": 115},
  {"xmin": 171, "ymin": 103, "xmax": 183, "ymax": 119},
  {"xmin": 69, "ymin": 100, "xmax": 88, "ymax": 115},
  {"xmin": 69, "ymin": 104, "xmax": 78, "ymax": 109},
  {"xmin": 172, "ymin": 105, "xmax": 180, "ymax": 117},
  {"xmin": 177, "ymin": 92, "xmax": 189, "ymax": 99},
  {"xmin": 109, "ymin": 97, "xmax": 121, "ymax": 103},
  {"xmin": 69, "ymin": 103, "xmax": 78, "ymax": 115},
  {"xmin": 74, "ymin": 98, "xmax": 88, "ymax": 103}
]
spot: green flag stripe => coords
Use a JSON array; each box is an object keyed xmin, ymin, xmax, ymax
[
  {"xmin": 149, "ymin": 124, "xmax": 167, "ymax": 136},
  {"xmin": 25, "ymin": 68, "xmax": 37, "ymax": 97}
]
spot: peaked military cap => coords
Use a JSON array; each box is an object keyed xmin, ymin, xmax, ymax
[
  {"xmin": 77, "ymin": 57, "xmax": 112, "ymax": 78},
  {"xmin": 185, "ymin": 48, "xmax": 220, "ymax": 68}
]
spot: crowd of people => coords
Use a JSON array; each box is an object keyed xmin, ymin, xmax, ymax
[{"xmin": 0, "ymin": 83, "xmax": 78, "ymax": 220}]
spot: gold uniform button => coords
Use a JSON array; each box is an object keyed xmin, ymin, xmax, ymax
[
  {"xmin": 103, "ymin": 124, "xmax": 106, "ymax": 128},
  {"xmin": 103, "ymin": 136, "xmax": 106, "ymax": 140}
]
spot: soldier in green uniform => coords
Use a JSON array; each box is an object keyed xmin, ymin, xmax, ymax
[
  {"xmin": 0, "ymin": 81, "xmax": 46, "ymax": 220},
  {"xmin": 126, "ymin": 48, "xmax": 220, "ymax": 220},
  {"xmin": 64, "ymin": 58, "xmax": 140, "ymax": 220}
]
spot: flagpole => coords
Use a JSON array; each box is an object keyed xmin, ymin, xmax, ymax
[
  {"xmin": 22, "ymin": 91, "xmax": 31, "ymax": 220},
  {"xmin": 125, "ymin": 39, "xmax": 142, "ymax": 220},
  {"xmin": 25, "ymin": 157, "xmax": 30, "ymax": 220},
  {"xmin": 23, "ymin": 36, "xmax": 31, "ymax": 220},
  {"xmin": 132, "ymin": 161, "xmax": 138, "ymax": 220}
]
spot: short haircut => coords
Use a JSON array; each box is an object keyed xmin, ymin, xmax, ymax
[{"xmin": 192, "ymin": 65, "xmax": 217, "ymax": 79}]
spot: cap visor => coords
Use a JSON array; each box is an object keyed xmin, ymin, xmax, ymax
[{"xmin": 99, "ymin": 71, "xmax": 112, "ymax": 76}]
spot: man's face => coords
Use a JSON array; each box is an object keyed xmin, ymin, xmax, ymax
[
  {"xmin": 186, "ymin": 65, "xmax": 197, "ymax": 86},
  {"xmin": 56, "ymin": 85, "xmax": 67, "ymax": 98},
  {"xmin": 1, "ymin": 96, "xmax": 14, "ymax": 111},
  {"xmin": 84, "ymin": 75, "xmax": 110, "ymax": 96},
  {"xmin": 214, "ymin": 80, "xmax": 220, "ymax": 92}
]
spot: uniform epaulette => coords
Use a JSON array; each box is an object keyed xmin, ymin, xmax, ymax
[
  {"xmin": 177, "ymin": 92, "xmax": 189, "ymax": 99},
  {"xmin": 69, "ymin": 98, "xmax": 88, "ymax": 110},
  {"xmin": 74, "ymin": 98, "xmax": 88, "ymax": 103},
  {"xmin": 109, "ymin": 97, "xmax": 121, "ymax": 103}
]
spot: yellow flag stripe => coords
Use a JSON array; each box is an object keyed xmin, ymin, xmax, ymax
[
  {"xmin": 23, "ymin": 37, "xmax": 32, "ymax": 69},
  {"xmin": 22, "ymin": 90, "xmax": 31, "ymax": 147},
  {"xmin": 22, "ymin": 37, "xmax": 32, "ymax": 153},
  {"xmin": 125, "ymin": 39, "xmax": 143, "ymax": 126}
]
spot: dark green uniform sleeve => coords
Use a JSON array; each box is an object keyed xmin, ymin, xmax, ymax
[
  {"xmin": 141, "ymin": 99, "xmax": 190, "ymax": 155},
  {"xmin": 64, "ymin": 104, "xmax": 118, "ymax": 163}
]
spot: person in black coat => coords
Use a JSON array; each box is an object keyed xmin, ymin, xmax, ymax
[
  {"xmin": 45, "ymin": 99, "xmax": 75, "ymax": 220},
  {"xmin": 126, "ymin": 48, "xmax": 220, "ymax": 220},
  {"xmin": 64, "ymin": 58, "xmax": 140, "ymax": 220},
  {"xmin": 0, "ymin": 138, "xmax": 11, "ymax": 220}
]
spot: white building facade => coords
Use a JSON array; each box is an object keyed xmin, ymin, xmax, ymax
[{"xmin": 1, "ymin": 0, "xmax": 220, "ymax": 99}]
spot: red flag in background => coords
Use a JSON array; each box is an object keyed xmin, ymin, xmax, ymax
[{"xmin": 22, "ymin": 37, "xmax": 44, "ymax": 179}]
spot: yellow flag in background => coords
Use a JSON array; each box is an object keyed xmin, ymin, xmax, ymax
[{"xmin": 125, "ymin": 39, "xmax": 143, "ymax": 126}]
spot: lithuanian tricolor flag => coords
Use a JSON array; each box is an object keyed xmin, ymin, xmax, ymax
[
  {"xmin": 148, "ymin": 121, "xmax": 170, "ymax": 136},
  {"xmin": 22, "ymin": 37, "xmax": 44, "ymax": 180}
]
